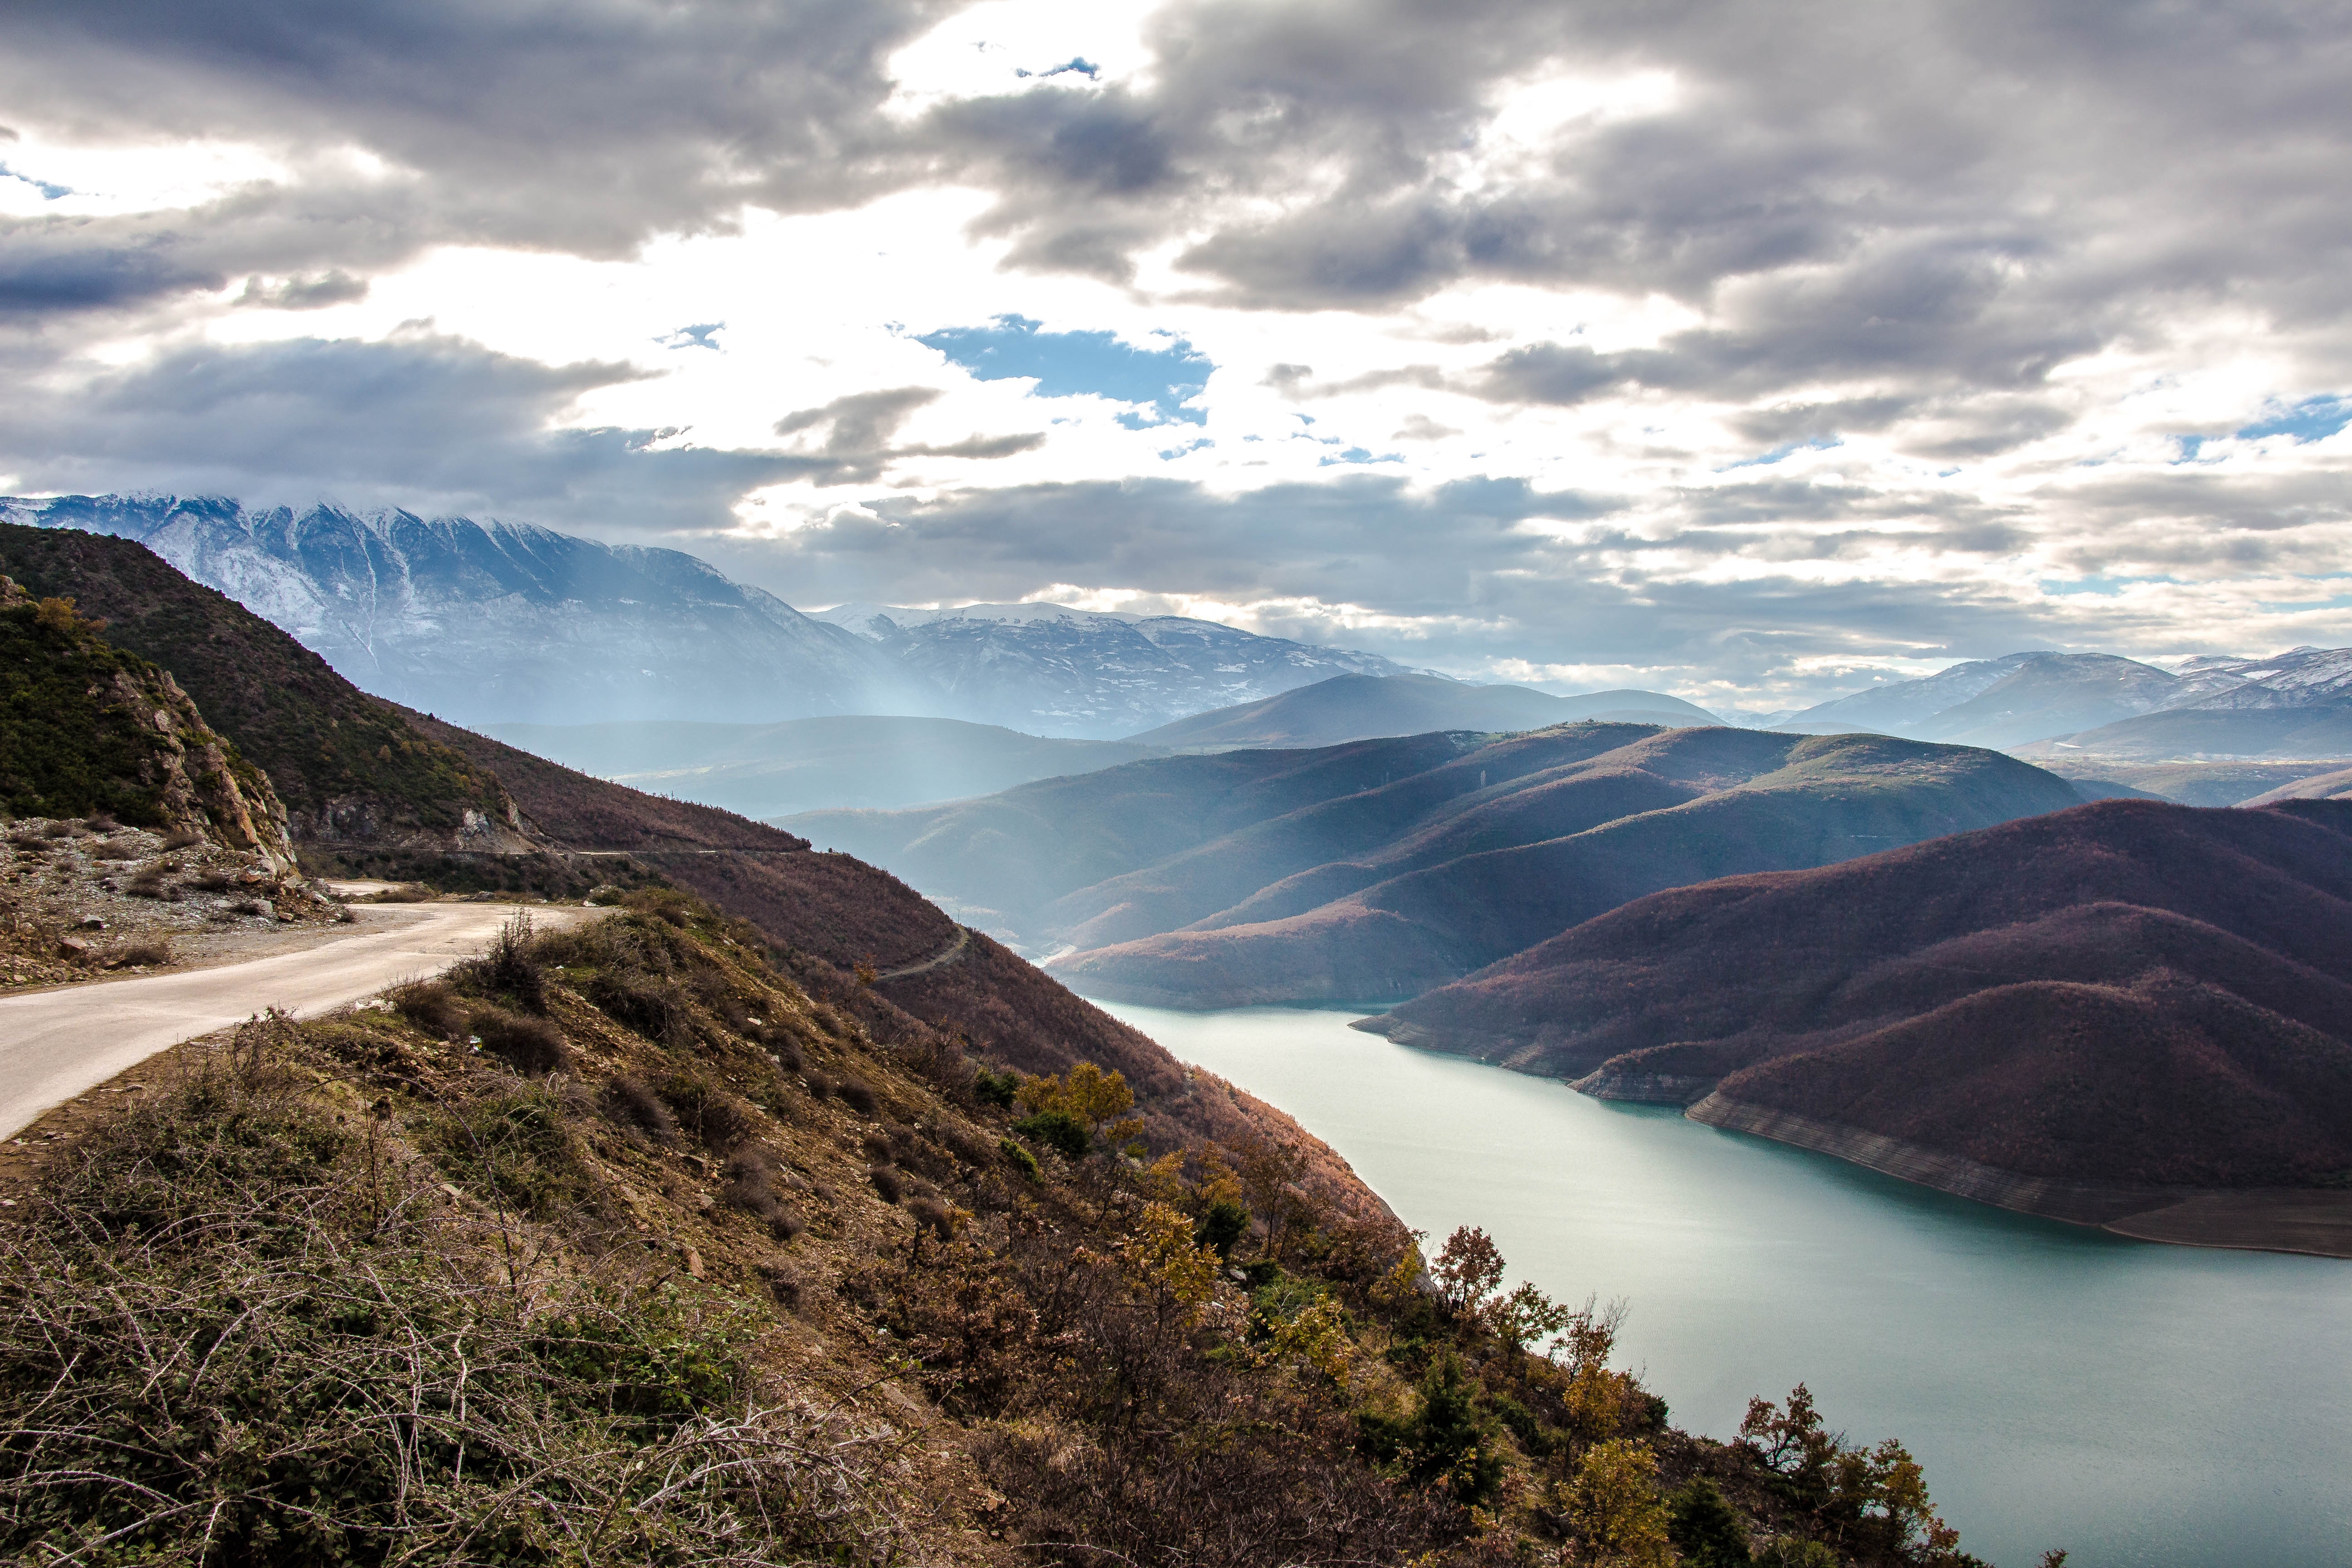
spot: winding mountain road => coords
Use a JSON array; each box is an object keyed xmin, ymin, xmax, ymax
[{"xmin": 0, "ymin": 902, "xmax": 590, "ymax": 1140}]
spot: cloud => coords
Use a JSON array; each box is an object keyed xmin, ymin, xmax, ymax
[
  {"xmin": 772, "ymin": 385, "xmax": 1045, "ymax": 480},
  {"xmin": 0, "ymin": 332, "xmax": 826, "ymax": 529}
]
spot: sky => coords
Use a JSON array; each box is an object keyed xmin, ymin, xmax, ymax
[{"xmin": 0, "ymin": 0, "xmax": 2348, "ymax": 714}]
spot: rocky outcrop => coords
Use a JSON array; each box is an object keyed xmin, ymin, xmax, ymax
[{"xmin": 0, "ymin": 576, "xmax": 296, "ymax": 870}]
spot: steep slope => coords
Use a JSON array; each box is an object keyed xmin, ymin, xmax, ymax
[
  {"xmin": 0, "ymin": 575, "xmax": 290, "ymax": 866},
  {"xmin": 1055, "ymin": 732, "xmax": 2081, "ymax": 1006},
  {"xmin": 6, "ymin": 494, "xmax": 937, "ymax": 727},
  {"xmin": 1362, "ymin": 799, "xmax": 2352, "ymax": 1209},
  {"xmin": 812, "ymin": 601, "xmax": 1412, "ymax": 738},
  {"xmin": 485, "ymin": 715, "xmax": 1161, "ymax": 816},
  {"xmin": 0, "ymin": 520, "xmax": 528, "ymax": 855},
  {"xmin": 1126, "ymin": 672, "xmax": 1717, "ymax": 750},
  {"xmin": 0, "ymin": 527, "xmax": 1351, "ymax": 1178}
]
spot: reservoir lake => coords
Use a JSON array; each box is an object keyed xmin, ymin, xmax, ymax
[{"xmin": 1093, "ymin": 1000, "xmax": 2352, "ymax": 1568}]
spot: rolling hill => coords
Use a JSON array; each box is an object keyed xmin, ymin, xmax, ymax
[
  {"xmin": 1050, "ymin": 729, "xmax": 2081, "ymax": 1006},
  {"xmin": 483, "ymin": 715, "xmax": 1161, "ymax": 817},
  {"xmin": 793, "ymin": 722, "xmax": 2080, "ymax": 1005},
  {"xmin": 1124, "ymin": 672, "xmax": 1718, "ymax": 750},
  {"xmin": 1362, "ymin": 798, "xmax": 2352, "ymax": 1204}
]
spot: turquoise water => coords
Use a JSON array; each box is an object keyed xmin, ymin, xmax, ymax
[{"xmin": 1093, "ymin": 1000, "xmax": 2352, "ymax": 1568}]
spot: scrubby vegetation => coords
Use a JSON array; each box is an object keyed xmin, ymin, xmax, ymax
[{"xmin": 0, "ymin": 893, "xmax": 2006, "ymax": 1566}]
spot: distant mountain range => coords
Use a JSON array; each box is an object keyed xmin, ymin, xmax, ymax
[
  {"xmin": 1, "ymin": 494, "xmax": 927, "ymax": 729},
  {"xmin": 1783, "ymin": 647, "xmax": 2352, "ymax": 758},
  {"xmin": 789, "ymin": 722, "xmax": 2081, "ymax": 1004},
  {"xmin": 2, "ymin": 495, "xmax": 1433, "ymax": 737},
  {"xmin": 1362, "ymin": 797, "xmax": 2352, "ymax": 1202},
  {"xmin": 808, "ymin": 601, "xmax": 1417, "ymax": 738}
]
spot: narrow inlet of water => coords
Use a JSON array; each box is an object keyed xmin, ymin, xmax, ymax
[{"xmin": 1093, "ymin": 1000, "xmax": 2352, "ymax": 1568}]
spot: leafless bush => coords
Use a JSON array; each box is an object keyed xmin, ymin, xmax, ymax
[
  {"xmin": 470, "ymin": 1004, "xmax": 570, "ymax": 1075},
  {"xmin": 391, "ymin": 978, "xmax": 468, "ymax": 1039},
  {"xmin": 40, "ymin": 820, "xmax": 74, "ymax": 839},
  {"xmin": 806, "ymin": 1073, "xmax": 836, "ymax": 1101},
  {"xmin": 867, "ymin": 1165, "xmax": 904, "ymax": 1205},
  {"xmin": 603, "ymin": 1074, "xmax": 679, "ymax": 1143},
  {"xmin": 838, "ymin": 1077, "xmax": 879, "ymax": 1117},
  {"xmin": 157, "ymin": 826, "xmax": 207, "ymax": 851},
  {"xmin": 660, "ymin": 1075, "xmax": 761, "ymax": 1154},
  {"xmin": 186, "ymin": 867, "xmax": 235, "ymax": 892},
  {"xmin": 372, "ymin": 882, "xmax": 435, "ymax": 903},
  {"xmin": 100, "ymin": 937, "xmax": 172, "ymax": 969},
  {"xmin": 232, "ymin": 897, "xmax": 269, "ymax": 916},
  {"xmin": 721, "ymin": 1149, "xmax": 808, "ymax": 1242},
  {"xmin": 770, "ymin": 1039, "xmax": 806, "ymax": 1075},
  {"xmin": 448, "ymin": 911, "xmax": 548, "ymax": 1014},
  {"xmin": 124, "ymin": 865, "xmax": 179, "ymax": 901},
  {"xmin": 88, "ymin": 837, "xmax": 142, "ymax": 861}
]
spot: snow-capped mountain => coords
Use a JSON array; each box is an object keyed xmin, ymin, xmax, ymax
[
  {"xmin": 2, "ymin": 495, "xmax": 940, "ymax": 727},
  {"xmin": 810, "ymin": 602, "xmax": 1420, "ymax": 738}
]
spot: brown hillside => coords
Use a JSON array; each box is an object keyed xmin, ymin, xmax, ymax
[
  {"xmin": 0, "ymin": 521, "xmax": 521, "ymax": 854},
  {"xmin": 1367, "ymin": 799, "xmax": 2352, "ymax": 1190}
]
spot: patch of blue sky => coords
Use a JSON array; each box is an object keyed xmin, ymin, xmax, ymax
[
  {"xmin": 2172, "ymin": 434, "xmax": 2209, "ymax": 462},
  {"xmin": 1318, "ymin": 447, "xmax": 1404, "ymax": 466},
  {"xmin": 1157, "ymin": 437, "xmax": 1213, "ymax": 461},
  {"xmin": 0, "ymin": 163, "xmax": 72, "ymax": 200},
  {"xmin": 1016, "ymin": 58, "xmax": 1099, "ymax": 79},
  {"xmin": 2036, "ymin": 574, "xmax": 2181, "ymax": 597},
  {"xmin": 1720, "ymin": 436, "xmax": 1840, "ymax": 470},
  {"xmin": 918, "ymin": 314, "xmax": 1210, "ymax": 426},
  {"xmin": 659, "ymin": 323, "xmax": 724, "ymax": 351},
  {"xmin": 2236, "ymin": 394, "xmax": 2351, "ymax": 443}
]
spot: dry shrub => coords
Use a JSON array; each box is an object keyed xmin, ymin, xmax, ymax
[
  {"xmin": 770, "ymin": 1039, "xmax": 806, "ymax": 1075},
  {"xmin": 0, "ymin": 1027, "xmax": 922, "ymax": 1565},
  {"xmin": 471, "ymin": 1005, "xmax": 570, "ymax": 1075},
  {"xmin": 88, "ymin": 837, "xmax": 142, "ymax": 861},
  {"xmin": 934, "ymin": 1122, "xmax": 997, "ymax": 1171},
  {"xmin": 40, "ymin": 820, "xmax": 74, "ymax": 839},
  {"xmin": 232, "ymin": 897, "xmax": 269, "ymax": 917},
  {"xmin": 100, "ymin": 938, "xmax": 172, "ymax": 970},
  {"xmin": 392, "ymin": 979, "xmax": 468, "ymax": 1039},
  {"xmin": 838, "ymin": 1077, "xmax": 879, "ymax": 1117},
  {"xmin": 601, "ymin": 1075, "xmax": 678, "ymax": 1143},
  {"xmin": 450, "ymin": 911, "xmax": 548, "ymax": 1014},
  {"xmin": 186, "ymin": 867, "xmax": 234, "ymax": 893},
  {"xmin": 758, "ymin": 1264, "xmax": 804, "ymax": 1313},
  {"xmin": 659, "ymin": 1075, "xmax": 760, "ymax": 1154},
  {"xmin": 906, "ymin": 1196, "xmax": 955, "ymax": 1243},
  {"xmin": 124, "ymin": 866, "xmax": 179, "ymax": 901},
  {"xmin": 157, "ymin": 826, "xmax": 206, "ymax": 851},
  {"xmin": 720, "ymin": 1149, "xmax": 807, "ymax": 1241},
  {"xmin": 867, "ymin": 1165, "xmax": 904, "ymax": 1205},
  {"xmin": 373, "ymin": 882, "xmax": 434, "ymax": 903},
  {"xmin": 806, "ymin": 1073, "xmax": 836, "ymax": 1101}
]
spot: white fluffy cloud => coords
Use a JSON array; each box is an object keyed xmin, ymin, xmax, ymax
[{"xmin": 1, "ymin": 0, "xmax": 2348, "ymax": 710}]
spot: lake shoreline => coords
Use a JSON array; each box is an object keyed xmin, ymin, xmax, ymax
[{"xmin": 1683, "ymin": 1090, "xmax": 2352, "ymax": 1259}]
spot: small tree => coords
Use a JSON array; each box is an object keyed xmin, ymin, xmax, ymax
[
  {"xmin": 1430, "ymin": 1224, "xmax": 1505, "ymax": 1318},
  {"xmin": 1561, "ymin": 1438, "xmax": 1673, "ymax": 1566}
]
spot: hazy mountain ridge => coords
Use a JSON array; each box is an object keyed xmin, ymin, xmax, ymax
[{"xmin": 810, "ymin": 601, "xmax": 1419, "ymax": 738}]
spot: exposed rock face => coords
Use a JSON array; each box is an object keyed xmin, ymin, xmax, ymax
[{"xmin": 0, "ymin": 575, "xmax": 295, "ymax": 869}]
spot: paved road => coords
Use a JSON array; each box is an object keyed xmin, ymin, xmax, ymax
[{"xmin": 0, "ymin": 903, "xmax": 589, "ymax": 1140}]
